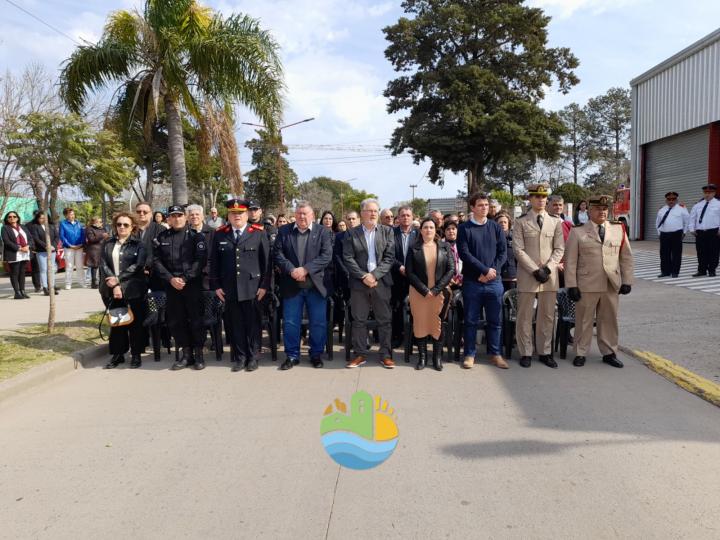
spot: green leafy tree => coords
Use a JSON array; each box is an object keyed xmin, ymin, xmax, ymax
[
  {"xmin": 383, "ymin": 0, "xmax": 579, "ymax": 195},
  {"xmin": 7, "ymin": 112, "xmax": 128, "ymax": 332},
  {"xmin": 586, "ymin": 87, "xmax": 631, "ymax": 184},
  {"xmin": 59, "ymin": 0, "xmax": 284, "ymax": 205},
  {"xmin": 558, "ymin": 103, "xmax": 593, "ymax": 184},
  {"xmin": 487, "ymin": 154, "xmax": 535, "ymax": 197},
  {"xmin": 244, "ymin": 129, "xmax": 298, "ymax": 212},
  {"xmin": 553, "ymin": 182, "xmax": 589, "ymax": 206},
  {"xmin": 299, "ymin": 176, "xmax": 377, "ymax": 217}
]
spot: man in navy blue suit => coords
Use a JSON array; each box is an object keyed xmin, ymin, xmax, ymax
[
  {"xmin": 273, "ymin": 201, "xmax": 334, "ymax": 369},
  {"xmin": 391, "ymin": 205, "xmax": 416, "ymax": 347}
]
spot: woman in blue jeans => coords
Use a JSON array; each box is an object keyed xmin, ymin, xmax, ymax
[
  {"xmin": 28, "ymin": 212, "xmax": 60, "ymax": 296},
  {"xmin": 456, "ymin": 193, "xmax": 508, "ymax": 370}
]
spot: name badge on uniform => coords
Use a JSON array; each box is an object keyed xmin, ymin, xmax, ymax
[{"xmin": 161, "ymin": 242, "xmax": 170, "ymax": 246}]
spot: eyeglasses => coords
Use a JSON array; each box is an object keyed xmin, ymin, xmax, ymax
[
  {"xmin": 136, "ymin": 210, "xmax": 150, "ymax": 215},
  {"xmin": 116, "ymin": 223, "xmax": 132, "ymax": 228}
]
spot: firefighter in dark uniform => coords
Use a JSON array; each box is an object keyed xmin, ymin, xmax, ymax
[
  {"xmin": 152, "ymin": 205, "xmax": 208, "ymax": 370},
  {"xmin": 210, "ymin": 199, "xmax": 272, "ymax": 372}
]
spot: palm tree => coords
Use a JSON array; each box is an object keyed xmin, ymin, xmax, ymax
[{"xmin": 59, "ymin": 0, "xmax": 284, "ymax": 204}]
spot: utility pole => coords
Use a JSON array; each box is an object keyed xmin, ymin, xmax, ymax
[
  {"xmin": 242, "ymin": 118, "xmax": 315, "ymax": 213},
  {"xmin": 409, "ymin": 184, "xmax": 418, "ymax": 201}
]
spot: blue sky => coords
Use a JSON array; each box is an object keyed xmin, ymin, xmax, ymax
[{"xmin": 2, "ymin": 0, "xmax": 720, "ymax": 208}]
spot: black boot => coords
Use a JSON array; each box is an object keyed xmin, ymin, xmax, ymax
[
  {"xmin": 104, "ymin": 354, "xmax": 125, "ymax": 369},
  {"xmin": 194, "ymin": 347, "xmax": 205, "ymax": 370},
  {"xmin": 13, "ymin": 292, "xmax": 23, "ymax": 300},
  {"xmin": 20, "ymin": 290, "xmax": 30, "ymax": 299},
  {"xmin": 172, "ymin": 347, "xmax": 192, "ymax": 370},
  {"xmin": 130, "ymin": 354, "xmax": 142, "ymax": 368},
  {"xmin": 415, "ymin": 338, "xmax": 427, "ymax": 370},
  {"xmin": 43, "ymin": 287, "xmax": 49, "ymax": 296},
  {"xmin": 432, "ymin": 338, "xmax": 443, "ymax": 371}
]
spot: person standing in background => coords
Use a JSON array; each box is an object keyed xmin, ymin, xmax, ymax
[
  {"xmin": 85, "ymin": 217, "xmax": 108, "ymax": 289},
  {"xmin": 688, "ymin": 184, "xmax": 720, "ymax": 277},
  {"xmin": 28, "ymin": 212, "xmax": 59, "ymax": 296},
  {"xmin": 2, "ymin": 211, "xmax": 34, "ymax": 299},
  {"xmin": 574, "ymin": 200, "xmax": 589, "ymax": 226},
  {"xmin": 204, "ymin": 207, "xmax": 225, "ymax": 230},
  {"xmin": 391, "ymin": 206, "xmax": 415, "ymax": 348},
  {"xmin": 59, "ymin": 207, "xmax": 86, "ymax": 289},
  {"xmin": 655, "ymin": 191, "xmax": 689, "ymax": 278}
]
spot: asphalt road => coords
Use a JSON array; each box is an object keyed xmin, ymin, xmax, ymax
[{"xmin": 1, "ymin": 343, "xmax": 719, "ymax": 539}]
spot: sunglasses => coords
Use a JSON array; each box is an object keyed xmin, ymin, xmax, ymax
[{"xmin": 116, "ymin": 222, "xmax": 132, "ymax": 228}]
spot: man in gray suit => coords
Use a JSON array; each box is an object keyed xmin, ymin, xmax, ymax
[{"xmin": 343, "ymin": 198, "xmax": 396, "ymax": 368}]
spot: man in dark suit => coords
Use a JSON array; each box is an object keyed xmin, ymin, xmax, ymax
[
  {"xmin": 273, "ymin": 201, "xmax": 334, "ymax": 369},
  {"xmin": 333, "ymin": 211, "xmax": 359, "ymax": 301},
  {"xmin": 343, "ymin": 199, "xmax": 396, "ymax": 369},
  {"xmin": 210, "ymin": 198, "xmax": 272, "ymax": 372},
  {"xmin": 391, "ymin": 205, "xmax": 416, "ymax": 347}
]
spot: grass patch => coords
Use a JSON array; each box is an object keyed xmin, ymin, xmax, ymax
[{"xmin": 0, "ymin": 312, "xmax": 107, "ymax": 381}]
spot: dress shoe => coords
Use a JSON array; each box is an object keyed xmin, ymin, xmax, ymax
[
  {"xmin": 311, "ymin": 357, "xmax": 324, "ymax": 368},
  {"xmin": 380, "ymin": 357, "xmax": 395, "ymax": 369},
  {"xmin": 104, "ymin": 354, "xmax": 125, "ymax": 369},
  {"xmin": 657, "ymin": 274, "xmax": 670, "ymax": 278},
  {"xmin": 13, "ymin": 292, "xmax": 23, "ymax": 300},
  {"xmin": 171, "ymin": 347, "xmax": 192, "ymax": 370},
  {"xmin": 573, "ymin": 356, "xmax": 586, "ymax": 367},
  {"xmin": 602, "ymin": 354, "xmax": 623, "ymax": 368},
  {"xmin": 346, "ymin": 356, "xmax": 366, "ymax": 368},
  {"xmin": 245, "ymin": 358, "xmax": 258, "ymax": 372},
  {"xmin": 280, "ymin": 358, "xmax": 296, "ymax": 370},
  {"xmin": 231, "ymin": 361, "xmax": 243, "ymax": 372},
  {"xmin": 539, "ymin": 355, "xmax": 558, "ymax": 368},
  {"xmin": 20, "ymin": 291, "xmax": 30, "ymax": 299},
  {"xmin": 34, "ymin": 287, "xmax": 41, "ymax": 293},
  {"xmin": 416, "ymin": 339, "xmax": 427, "ymax": 370},
  {"xmin": 43, "ymin": 287, "xmax": 50, "ymax": 296},
  {"xmin": 489, "ymin": 355, "xmax": 509, "ymax": 369},
  {"xmin": 194, "ymin": 348, "xmax": 205, "ymax": 370},
  {"xmin": 54, "ymin": 288, "xmax": 59, "ymax": 295},
  {"xmin": 519, "ymin": 356, "xmax": 531, "ymax": 368},
  {"xmin": 671, "ymin": 274, "xmax": 679, "ymax": 278},
  {"xmin": 710, "ymin": 271, "xmax": 717, "ymax": 277},
  {"xmin": 130, "ymin": 354, "xmax": 142, "ymax": 369},
  {"xmin": 692, "ymin": 272, "xmax": 707, "ymax": 277},
  {"xmin": 462, "ymin": 356, "xmax": 475, "ymax": 369}
]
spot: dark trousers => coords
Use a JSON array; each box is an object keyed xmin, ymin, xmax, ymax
[
  {"xmin": 695, "ymin": 228, "xmax": 720, "ymax": 274},
  {"xmin": 226, "ymin": 298, "xmax": 262, "ymax": 363},
  {"xmin": 109, "ymin": 298, "xmax": 148, "ymax": 355},
  {"xmin": 390, "ymin": 280, "xmax": 408, "ymax": 345},
  {"xmin": 660, "ymin": 230, "xmax": 684, "ymax": 276},
  {"xmin": 8, "ymin": 262, "xmax": 26, "ymax": 294},
  {"xmin": 30, "ymin": 255, "xmax": 41, "ymax": 290},
  {"xmin": 350, "ymin": 284, "xmax": 392, "ymax": 358},
  {"xmin": 165, "ymin": 281, "xmax": 205, "ymax": 348}
]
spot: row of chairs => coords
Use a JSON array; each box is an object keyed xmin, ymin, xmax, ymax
[{"xmin": 143, "ymin": 287, "xmax": 580, "ymax": 364}]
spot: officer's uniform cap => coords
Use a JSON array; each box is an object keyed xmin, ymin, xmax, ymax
[
  {"xmin": 665, "ymin": 191, "xmax": 679, "ymax": 198},
  {"xmin": 168, "ymin": 205, "xmax": 185, "ymax": 215},
  {"xmin": 589, "ymin": 195, "xmax": 613, "ymax": 207},
  {"xmin": 226, "ymin": 198, "xmax": 249, "ymax": 213},
  {"xmin": 702, "ymin": 184, "xmax": 717, "ymax": 191},
  {"xmin": 527, "ymin": 183, "xmax": 550, "ymax": 197}
]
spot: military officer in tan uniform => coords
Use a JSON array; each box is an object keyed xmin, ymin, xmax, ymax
[
  {"xmin": 513, "ymin": 183, "xmax": 565, "ymax": 368},
  {"xmin": 564, "ymin": 195, "xmax": 634, "ymax": 368}
]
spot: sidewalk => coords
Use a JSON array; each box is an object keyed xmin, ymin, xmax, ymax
[
  {"xmin": 0, "ymin": 278, "xmax": 102, "ymax": 330},
  {"xmin": 620, "ymin": 241, "xmax": 720, "ymax": 383}
]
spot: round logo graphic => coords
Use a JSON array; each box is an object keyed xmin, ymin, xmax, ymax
[{"xmin": 320, "ymin": 390, "xmax": 399, "ymax": 470}]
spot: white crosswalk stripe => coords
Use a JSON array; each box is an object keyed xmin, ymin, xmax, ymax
[{"xmin": 632, "ymin": 249, "xmax": 720, "ymax": 296}]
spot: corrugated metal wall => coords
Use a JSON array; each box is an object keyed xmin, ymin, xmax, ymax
[
  {"xmin": 635, "ymin": 38, "xmax": 720, "ymax": 146},
  {"xmin": 644, "ymin": 126, "xmax": 709, "ymax": 240}
]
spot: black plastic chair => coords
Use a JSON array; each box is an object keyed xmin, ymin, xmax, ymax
[
  {"xmin": 502, "ymin": 289, "xmax": 519, "ymax": 359},
  {"xmin": 343, "ymin": 302, "xmax": 383, "ymax": 361},
  {"xmin": 201, "ymin": 291, "xmax": 225, "ymax": 361},
  {"xmin": 555, "ymin": 288, "xmax": 576, "ymax": 359}
]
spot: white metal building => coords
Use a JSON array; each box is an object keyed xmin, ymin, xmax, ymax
[{"xmin": 630, "ymin": 28, "xmax": 720, "ymax": 240}]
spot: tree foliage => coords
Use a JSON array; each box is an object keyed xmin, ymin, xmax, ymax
[
  {"xmin": 244, "ymin": 129, "xmax": 298, "ymax": 211},
  {"xmin": 297, "ymin": 176, "xmax": 377, "ymax": 218},
  {"xmin": 383, "ymin": 0, "xmax": 579, "ymax": 195}
]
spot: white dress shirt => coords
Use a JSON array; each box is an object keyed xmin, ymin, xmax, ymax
[
  {"xmin": 688, "ymin": 198, "xmax": 720, "ymax": 232},
  {"xmin": 362, "ymin": 224, "xmax": 377, "ymax": 273},
  {"xmin": 655, "ymin": 204, "xmax": 689, "ymax": 234}
]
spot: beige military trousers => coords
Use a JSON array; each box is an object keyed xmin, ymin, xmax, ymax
[
  {"xmin": 574, "ymin": 280, "xmax": 619, "ymax": 356},
  {"xmin": 516, "ymin": 291, "xmax": 556, "ymax": 356}
]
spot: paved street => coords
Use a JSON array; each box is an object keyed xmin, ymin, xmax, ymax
[{"xmin": 1, "ymin": 241, "xmax": 719, "ymax": 539}]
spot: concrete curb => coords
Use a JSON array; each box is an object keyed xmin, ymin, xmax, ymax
[
  {"xmin": 0, "ymin": 344, "xmax": 106, "ymax": 404},
  {"xmin": 620, "ymin": 346, "xmax": 720, "ymax": 408}
]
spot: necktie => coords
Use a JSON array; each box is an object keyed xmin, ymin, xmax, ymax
[
  {"xmin": 235, "ymin": 229, "xmax": 241, "ymax": 243},
  {"xmin": 537, "ymin": 214, "xmax": 544, "ymax": 229},
  {"xmin": 699, "ymin": 200, "xmax": 710, "ymax": 225},
  {"xmin": 598, "ymin": 224, "xmax": 605, "ymax": 243}
]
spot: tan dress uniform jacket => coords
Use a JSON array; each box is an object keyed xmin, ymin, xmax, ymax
[
  {"xmin": 564, "ymin": 221, "xmax": 634, "ymax": 357},
  {"xmin": 512, "ymin": 210, "xmax": 565, "ymax": 356}
]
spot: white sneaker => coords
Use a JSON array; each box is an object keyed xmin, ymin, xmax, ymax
[{"xmin": 65, "ymin": 284, "xmax": 72, "ymax": 290}]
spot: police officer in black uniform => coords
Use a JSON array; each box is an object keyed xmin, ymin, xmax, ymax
[
  {"xmin": 153, "ymin": 205, "xmax": 208, "ymax": 370},
  {"xmin": 210, "ymin": 199, "xmax": 272, "ymax": 372},
  {"xmin": 248, "ymin": 199, "xmax": 277, "ymax": 241}
]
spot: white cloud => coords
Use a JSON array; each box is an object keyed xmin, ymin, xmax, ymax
[{"xmin": 528, "ymin": 0, "xmax": 646, "ymax": 18}]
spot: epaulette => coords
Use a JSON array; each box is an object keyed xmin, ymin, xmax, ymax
[
  {"xmin": 218, "ymin": 224, "xmax": 232, "ymax": 233},
  {"xmin": 249, "ymin": 223, "xmax": 264, "ymax": 232},
  {"xmin": 609, "ymin": 220, "xmax": 622, "ymax": 224}
]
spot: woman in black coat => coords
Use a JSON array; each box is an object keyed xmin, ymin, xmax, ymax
[
  {"xmin": 2, "ymin": 211, "xmax": 34, "ymax": 299},
  {"xmin": 405, "ymin": 218, "xmax": 455, "ymax": 371},
  {"xmin": 99, "ymin": 212, "xmax": 148, "ymax": 369},
  {"xmin": 494, "ymin": 211, "xmax": 517, "ymax": 292},
  {"xmin": 28, "ymin": 212, "xmax": 60, "ymax": 295}
]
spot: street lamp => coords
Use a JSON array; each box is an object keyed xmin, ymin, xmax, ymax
[
  {"xmin": 409, "ymin": 184, "xmax": 418, "ymax": 200},
  {"xmin": 242, "ymin": 117, "xmax": 315, "ymax": 213}
]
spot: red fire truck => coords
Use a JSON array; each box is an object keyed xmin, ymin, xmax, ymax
[{"xmin": 612, "ymin": 184, "xmax": 631, "ymax": 236}]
